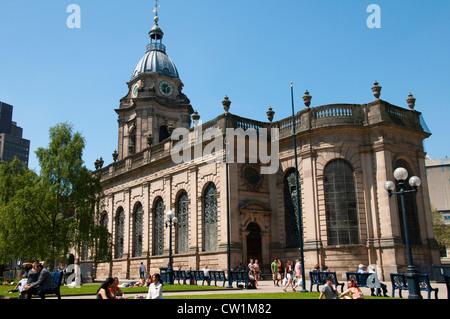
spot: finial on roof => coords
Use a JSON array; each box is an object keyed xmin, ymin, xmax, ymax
[{"xmin": 153, "ymin": 0, "xmax": 160, "ymax": 24}]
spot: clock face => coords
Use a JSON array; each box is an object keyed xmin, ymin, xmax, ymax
[
  {"xmin": 159, "ymin": 81, "xmax": 173, "ymax": 97},
  {"xmin": 131, "ymin": 83, "xmax": 139, "ymax": 98}
]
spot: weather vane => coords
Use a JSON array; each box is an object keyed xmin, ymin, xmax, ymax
[{"xmin": 153, "ymin": 0, "xmax": 160, "ymax": 24}]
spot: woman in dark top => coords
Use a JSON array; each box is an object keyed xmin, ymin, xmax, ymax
[{"xmin": 96, "ymin": 277, "xmax": 115, "ymax": 299}]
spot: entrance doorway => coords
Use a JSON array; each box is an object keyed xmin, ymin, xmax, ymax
[{"xmin": 246, "ymin": 223, "xmax": 262, "ymax": 263}]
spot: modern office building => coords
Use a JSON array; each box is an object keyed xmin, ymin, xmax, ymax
[
  {"xmin": 0, "ymin": 101, "xmax": 30, "ymax": 166},
  {"xmin": 425, "ymin": 157, "xmax": 450, "ymax": 262}
]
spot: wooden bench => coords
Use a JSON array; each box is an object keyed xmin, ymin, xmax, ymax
[
  {"xmin": 347, "ymin": 272, "xmax": 380, "ymax": 296},
  {"xmin": 229, "ymin": 271, "xmax": 249, "ymax": 289},
  {"xmin": 209, "ymin": 270, "xmax": 226, "ymax": 287}
]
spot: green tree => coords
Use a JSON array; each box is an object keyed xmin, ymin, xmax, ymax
[
  {"xmin": 0, "ymin": 158, "xmax": 46, "ymax": 262},
  {"xmin": 0, "ymin": 123, "xmax": 111, "ymax": 266},
  {"xmin": 432, "ymin": 207, "xmax": 450, "ymax": 249}
]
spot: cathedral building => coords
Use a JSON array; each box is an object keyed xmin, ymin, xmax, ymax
[{"xmin": 85, "ymin": 9, "xmax": 441, "ymax": 282}]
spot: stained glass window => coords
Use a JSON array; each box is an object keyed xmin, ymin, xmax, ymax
[
  {"xmin": 115, "ymin": 208, "xmax": 125, "ymax": 259},
  {"xmin": 176, "ymin": 191, "xmax": 189, "ymax": 254},
  {"xmin": 153, "ymin": 198, "xmax": 165, "ymax": 256},
  {"xmin": 284, "ymin": 168, "xmax": 301, "ymax": 248},
  {"xmin": 101, "ymin": 213, "xmax": 108, "ymax": 229},
  {"xmin": 324, "ymin": 159, "xmax": 359, "ymax": 245},
  {"xmin": 133, "ymin": 203, "xmax": 143, "ymax": 257},
  {"xmin": 204, "ymin": 183, "xmax": 218, "ymax": 252}
]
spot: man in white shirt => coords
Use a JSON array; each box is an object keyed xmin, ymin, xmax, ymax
[{"xmin": 202, "ymin": 265, "xmax": 210, "ymax": 285}]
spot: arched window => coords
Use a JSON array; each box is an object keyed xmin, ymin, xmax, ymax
[
  {"xmin": 284, "ymin": 168, "xmax": 302, "ymax": 248},
  {"xmin": 99, "ymin": 212, "xmax": 110, "ymax": 261},
  {"xmin": 203, "ymin": 183, "xmax": 218, "ymax": 252},
  {"xmin": 115, "ymin": 208, "xmax": 125, "ymax": 259},
  {"xmin": 324, "ymin": 159, "xmax": 359, "ymax": 245},
  {"xmin": 394, "ymin": 159, "xmax": 421, "ymax": 245},
  {"xmin": 132, "ymin": 203, "xmax": 143, "ymax": 257},
  {"xmin": 176, "ymin": 191, "xmax": 189, "ymax": 254},
  {"xmin": 159, "ymin": 125, "xmax": 169, "ymax": 142},
  {"xmin": 101, "ymin": 213, "xmax": 109, "ymax": 229},
  {"xmin": 153, "ymin": 198, "xmax": 165, "ymax": 256},
  {"xmin": 129, "ymin": 128, "xmax": 136, "ymax": 154}
]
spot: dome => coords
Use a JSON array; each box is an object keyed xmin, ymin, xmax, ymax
[
  {"xmin": 131, "ymin": 20, "xmax": 179, "ymax": 80},
  {"xmin": 131, "ymin": 48, "xmax": 179, "ymax": 79}
]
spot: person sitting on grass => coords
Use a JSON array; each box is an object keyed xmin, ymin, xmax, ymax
[
  {"xmin": 8, "ymin": 273, "xmax": 29, "ymax": 299},
  {"xmin": 96, "ymin": 277, "xmax": 115, "ymax": 299},
  {"xmin": 146, "ymin": 273, "xmax": 163, "ymax": 299},
  {"xmin": 340, "ymin": 280, "xmax": 364, "ymax": 299},
  {"xmin": 319, "ymin": 275, "xmax": 339, "ymax": 299},
  {"xmin": 110, "ymin": 277, "xmax": 126, "ymax": 299}
]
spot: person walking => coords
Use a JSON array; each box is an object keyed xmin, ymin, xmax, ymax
[
  {"xmin": 271, "ymin": 258, "xmax": 279, "ymax": 286},
  {"xmin": 293, "ymin": 259, "xmax": 303, "ymax": 291},
  {"xmin": 283, "ymin": 260, "xmax": 295, "ymax": 292},
  {"xmin": 139, "ymin": 262, "xmax": 146, "ymax": 279}
]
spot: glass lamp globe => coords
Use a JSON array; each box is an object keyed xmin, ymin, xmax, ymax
[
  {"xmin": 393, "ymin": 167, "xmax": 408, "ymax": 181},
  {"xmin": 166, "ymin": 210, "xmax": 175, "ymax": 220},
  {"xmin": 409, "ymin": 176, "xmax": 422, "ymax": 187},
  {"xmin": 172, "ymin": 217, "xmax": 178, "ymax": 224},
  {"xmin": 384, "ymin": 181, "xmax": 395, "ymax": 191}
]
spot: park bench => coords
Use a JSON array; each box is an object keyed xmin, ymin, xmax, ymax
[
  {"xmin": 229, "ymin": 271, "xmax": 249, "ymax": 289},
  {"xmin": 444, "ymin": 274, "xmax": 449, "ymax": 299},
  {"xmin": 391, "ymin": 273, "xmax": 439, "ymax": 299},
  {"xmin": 309, "ymin": 271, "xmax": 345, "ymax": 292},
  {"xmin": 209, "ymin": 270, "xmax": 226, "ymax": 287},
  {"xmin": 347, "ymin": 272, "xmax": 380, "ymax": 296},
  {"xmin": 190, "ymin": 270, "xmax": 206, "ymax": 285},
  {"xmin": 31, "ymin": 271, "xmax": 63, "ymax": 299},
  {"xmin": 390, "ymin": 273, "xmax": 408, "ymax": 298},
  {"xmin": 173, "ymin": 270, "xmax": 187, "ymax": 285},
  {"xmin": 309, "ymin": 271, "xmax": 322, "ymax": 292},
  {"xmin": 322, "ymin": 272, "xmax": 345, "ymax": 292},
  {"xmin": 418, "ymin": 273, "xmax": 439, "ymax": 299}
]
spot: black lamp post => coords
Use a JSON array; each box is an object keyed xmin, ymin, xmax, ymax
[
  {"xmin": 290, "ymin": 82, "xmax": 307, "ymax": 292},
  {"xmin": 384, "ymin": 167, "xmax": 423, "ymax": 299},
  {"xmin": 222, "ymin": 96, "xmax": 233, "ymax": 288},
  {"xmin": 165, "ymin": 210, "xmax": 178, "ymax": 285}
]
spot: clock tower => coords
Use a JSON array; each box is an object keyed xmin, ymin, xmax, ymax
[{"xmin": 115, "ymin": 3, "xmax": 193, "ymax": 160}]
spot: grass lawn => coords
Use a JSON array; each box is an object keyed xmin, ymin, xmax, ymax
[
  {"xmin": 0, "ymin": 282, "xmax": 226, "ymax": 299},
  {"xmin": 0, "ymin": 281, "xmax": 393, "ymax": 300}
]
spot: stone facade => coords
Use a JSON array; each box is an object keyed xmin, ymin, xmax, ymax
[
  {"xmin": 78, "ymin": 15, "xmax": 441, "ymax": 282},
  {"xmin": 85, "ymin": 95, "xmax": 440, "ymax": 281}
]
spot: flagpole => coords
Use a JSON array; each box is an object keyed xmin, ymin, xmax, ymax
[{"xmin": 290, "ymin": 82, "xmax": 307, "ymax": 292}]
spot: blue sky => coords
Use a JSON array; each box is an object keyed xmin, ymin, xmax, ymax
[{"xmin": 0, "ymin": 0, "xmax": 449, "ymax": 172}]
